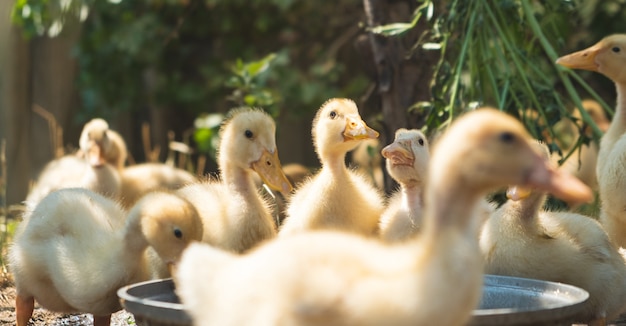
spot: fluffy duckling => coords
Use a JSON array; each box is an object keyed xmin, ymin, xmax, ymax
[
  {"xmin": 557, "ymin": 34, "xmax": 626, "ymax": 247},
  {"xmin": 9, "ymin": 188, "xmax": 202, "ymax": 326},
  {"xmin": 119, "ymin": 162, "xmax": 197, "ymax": 209},
  {"xmin": 378, "ymin": 128, "xmax": 430, "ymax": 242},
  {"xmin": 175, "ymin": 108, "xmax": 593, "ymax": 326},
  {"xmin": 279, "ymin": 98, "xmax": 384, "ymax": 236},
  {"xmin": 25, "ymin": 120, "xmax": 122, "ymax": 205},
  {"xmin": 480, "ymin": 141, "xmax": 626, "ymax": 324},
  {"xmin": 176, "ymin": 108, "xmax": 292, "ymax": 253},
  {"xmin": 79, "ymin": 118, "xmax": 128, "ymax": 170}
]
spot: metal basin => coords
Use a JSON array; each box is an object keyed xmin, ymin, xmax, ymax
[
  {"xmin": 119, "ymin": 275, "xmax": 589, "ymax": 326},
  {"xmin": 470, "ymin": 274, "xmax": 590, "ymax": 326},
  {"xmin": 118, "ymin": 278, "xmax": 191, "ymax": 326}
]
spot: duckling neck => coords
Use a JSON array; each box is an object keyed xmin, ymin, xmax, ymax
[
  {"xmin": 221, "ymin": 164, "xmax": 258, "ymax": 196},
  {"xmin": 422, "ymin": 176, "xmax": 482, "ymax": 236},
  {"xmin": 401, "ymin": 184, "xmax": 423, "ymax": 223},
  {"xmin": 121, "ymin": 213, "xmax": 151, "ymax": 280},
  {"xmin": 604, "ymin": 82, "xmax": 626, "ymax": 143},
  {"xmin": 515, "ymin": 192, "xmax": 545, "ymax": 222},
  {"xmin": 499, "ymin": 193, "xmax": 545, "ymax": 235},
  {"xmin": 322, "ymin": 152, "xmax": 351, "ymax": 177}
]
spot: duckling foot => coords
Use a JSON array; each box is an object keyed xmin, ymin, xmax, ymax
[
  {"xmin": 93, "ymin": 314, "xmax": 112, "ymax": 326},
  {"xmin": 15, "ymin": 294, "xmax": 34, "ymax": 326}
]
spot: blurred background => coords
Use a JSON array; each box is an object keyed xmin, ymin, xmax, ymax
[{"xmin": 0, "ymin": 0, "xmax": 625, "ymax": 209}]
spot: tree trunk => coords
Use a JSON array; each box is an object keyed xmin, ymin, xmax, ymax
[
  {"xmin": 1, "ymin": 13, "xmax": 32, "ymax": 207},
  {"xmin": 361, "ymin": 0, "xmax": 438, "ymax": 193}
]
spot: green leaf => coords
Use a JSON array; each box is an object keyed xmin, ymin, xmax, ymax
[
  {"xmin": 369, "ymin": 23, "xmax": 416, "ymax": 36},
  {"xmin": 244, "ymin": 53, "xmax": 277, "ymax": 78}
]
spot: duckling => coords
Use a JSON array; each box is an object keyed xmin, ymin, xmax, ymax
[
  {"xmin": 176, "ymin": 108, "xmax": 292, "ymax": 253},
  {"xmin": 79, "ymin": 118, "xmax": 128, "ymax": 170},
  {"xmin": 25, "ymin": 119, "xmax": 122, "ymax": 205},
  {"xmin": 175, "ymin": 108, "xmax": 593, "ymax": 326},
  {"xmin": 9, "ymin": 188, "xmax": 202, "ymax": 326},
  {"xmin": 480, "ymin": 141, "xmax": 626, "ymax": 324},
  {"xmin": 119, "ymin": 162, "xmax": 197, "ymax": 209},
  {"xmin": 279, "ymin": 98, "xmax": 384, "ymax": 236},
  {"xmin": 378, "ymin": 128, "xmax": 430, "ymax": 242},
  {"xmin": 557, "ymin": 34, "xmax": 626, "ymax": 247}
]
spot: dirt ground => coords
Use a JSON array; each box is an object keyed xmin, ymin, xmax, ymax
[{"xmin": 0, "ymin": 279, "xmax": 135, "ymax": 325}]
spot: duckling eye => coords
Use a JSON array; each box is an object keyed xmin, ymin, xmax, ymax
[
  {"xmin": 329, "ymin": 111, "xmax": 337, "ymax": 119},
  {"xmin": 417, "ymin": 138, "xmax": 424, "ymax": 146},
  {"xmin": 613, "ymin": 46, "xmax": 621, "ymax": 53},
  {"xmin": 499, "ymin": 132, "xmax": 515, "ymax": 143},
  {"xmin": 244, "ymin": 130, "xmax": 254, "ymax": 139},
  {"xmin": 174, "ymin": 228, "xmax": 183, "ymax": 239}
]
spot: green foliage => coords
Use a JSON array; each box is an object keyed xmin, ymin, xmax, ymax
[
  {"xmin": 226, "ymin": 53, "xmax": 280, "ymax": 115},
  {"xmin": 372, "ymin": 0, "xmax": 606, "ymax": 157},
  {"xmin": 11, "ymin": 0, "xmax": 89, "ymax": 38},
  {"xmin": 11, "ymin": 0, "xmax": 369, "ymax": 130}
]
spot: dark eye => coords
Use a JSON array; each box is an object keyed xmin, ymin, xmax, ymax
[
  {"xmin": 417, "ymin": 138, "xmax": 424, "ymax": 146},
  {"xmin": 613, "ymin": 47, "xmax": 621, "ymax": 53},
  {"xmin": 499, "ymin": 132, "xmax": 515, "ymax": 143},
  {"xmin": 244, "ymin": 130, "xmax": 254, "ymax": 139},
  {"xmin": 329, "ymin": 111, "xmax": 337, "ymax": 119},
  {"xmin": 174, "ymin": 228, "xmax": 183, "ymax": 239}
]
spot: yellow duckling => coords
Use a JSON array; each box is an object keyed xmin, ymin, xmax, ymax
[
  {"xmin": 175, "ymin": 108, "xmax": 592, "ymax": 326},
  {"xmin": 79, "ymin": 118, "xmax": 128, "ymax": 170},
  {"xmin": 9, "ymin": 188, "xmax": 202, "ymax": 326},
  {"xmin": 176, "ymin": 108, "xmax": 292, "ymax": 253},
  {"xmin": 119, "ymin": 162, "xmax": 197, "ymax": 209},
  {"xmin": 379, "ymin": 128, "xmax": 430, "ymax": 242},
  {"xmin": 279, "ymin": 98, "xmax": 384, "ymax": 236},
  {"xmin": 480, "ymin": 141, "xmax": 626, "ymax": 324},
  {"xmin": 557, "ymin": 34, "xmax": 626, "ymax": 247},
  {"xmin": 25, "ymin": 119, "xmax": 122, "ymax": 205}
]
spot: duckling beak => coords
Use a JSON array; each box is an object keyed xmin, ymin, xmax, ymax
[
  {"xmin": 525, "ymin": 161, "xmax": 593, "ymax": 205},
  {"xmin": 382, "ymin": 141, "xmax": 414, "ymax": 166},
  {"xmin": 556, "ymin": 42, "xmax": 603, "ymax": 71},
  {"xmin": 251, "ymin": 150, "xmax": 294, "ymax": 195},
  {"xmin": 86, "ymin": 144, "xmax": 106, "ymax": 167},
  {"xmin": 506, "ymin": 186, "xmax": 532, "ymax": 201},
  {"xmin": 343, "ymin": 117, "xmax": 379, "ymax": 141}
]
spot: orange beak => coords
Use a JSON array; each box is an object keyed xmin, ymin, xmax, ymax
[
  {"xmin": 382, "ymin": 141, "xmax": 414, "ymax": 166},
  {"xmin": 343, "ymin": 117, "xmax": 379, "ymax": 141},
  {"xmin": 506, "ymin": 186, "xmax": 532, "ymax": 201},
  {"xmin": 251, "ymin": 150, "xmax": 294, "ymax": 195},
  {"xmin": 556, "ymin": 42, "xmax": 604, "ymax": 71}
]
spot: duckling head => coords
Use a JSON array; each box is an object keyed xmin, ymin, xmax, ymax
[
  {"xmin": 557, "ymin": 34, "xmax": 626, "ymax": 84},
  {"xmin": 430, "ymin": 108, "xmax": 593, "ymax": 205},
  {"xmin": 79, "ymin": 118, "xmax": 111, "ymax": 167},
  {"xmin": 382, "ymin": 128, "xmax": 429, "ymax": 187},
  {"xmin": 312, "ymin": 98, "xmax": 379, "ymax": 161},
  {"xmin": 218, "ymin": 108, "xmax": 293, "ymax": 194},
  {"xmin": 578, "ymin": 99, "xmax": 610, "ymax": 134},
  {"xmin": 132, "ymin": 192, "xmax": 204, "ymax": 269}
]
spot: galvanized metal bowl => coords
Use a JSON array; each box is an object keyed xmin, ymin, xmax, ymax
[
  {"xmin": 470, "ymin": 274, "xmax": 590, "ymax": 326},
  {"xmin": 119, "ymin": 275, "xmax": 589, "ymax": 326},
  {"xmin": 118, "ymin": 278, "xmax": 191, "ymax": 326}
]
